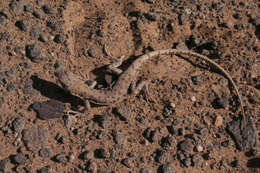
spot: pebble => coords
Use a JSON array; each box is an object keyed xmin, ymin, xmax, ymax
[
  {"xmin": 140, "ymin": 168, "xmax": 152, "ymax": 173},
  {"xmin": 196, "ymin": 145, "xmax": 203, "ymax": 152},
  {"xmin": 54, "ymin": 34, "xmax": 66, "ymax": 43},
  {"xmin": 112, "ymin": 130, "xmax": 125, "ymax": 145},
  {"xmin": 93, "ymin": 113, "xmax": 111, "ymax": 128},
  {"xmin": 12, "ymin": 153, "xmax": 27, "ymax": 164},
  {"xmin": 121, "ymin": 158, "xmax": 134, "ymax": 168},
  {"xmin": 191, "ymin": 76, "xmax": 203, "ymax": 85},
  {"xmin": 22, "ymin": 125, "xmax": 49, "ymax": 151},
  {"xmin": 214, "ymin": 115, "xmax": 223, "ymax": 127},
  {"xmin": 199, "ymin": 128, "xmax": 209, "ymax": 135},
  {"xmin": 155, "ymin": 150, "xmax": 168, "ymax": 163},
  {"xmin": 15, "ymin": 20, "xmax": 31, "ymax": 32},
  {"xmin": 55, "ymin": 153, "xmax": 68, "ymax": 163},
  {"xmin": 213, "ymin": 96, "xmax": 229, "ymax": 109},
  {"xmin": 12, "ymin": 116, "xmax": 25, "ymax": 133},
  {"xmin": 37, "ymin": 165, "xmax": 51, "ymax": 173},
  {"xmin": 114, "ymin": 107, "xmax": 131, "ymax": 121},
  {"xmin": 86, "ymin": 160, "xmax": 97, "ymax": 173},
  {"xmin": 0, "ymin": 158, "xmax": 10, "ymax": 172},
  {"xmin": 39, "ymin": 148, "xmax": 52, "ymax": 158},
  {"xmin": 179, "ymin": 140, "xmax": 194, "ymax": 153},
  {"xmin": 81, "ymin": 150, "xmax": 94, "ymax": 160},
  {"xmin": 94, "ymin": 148, "xmax": 110, "ymax": 158},
  {"xmin": 191, "ymin": 96, "xmax": 196, "ymax": 102},
  {"xmin": 158, "ymin": 162, "xmax": 175, "ymax": 173},
  {"xmin": 160, "ymin": 136, "xmax": 177, "ymax": 148},
  {"xmin": 42, "ymin": 5, "xmax": 57, "ymax": 15},
  {"xmin": 25, "ymin": 43, "xmax": 42, "ymax": 62}
]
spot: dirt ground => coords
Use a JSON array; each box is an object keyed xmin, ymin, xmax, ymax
[{"xmin": 0, "ymin": 0, "xmax": 259, "ymax": 173}]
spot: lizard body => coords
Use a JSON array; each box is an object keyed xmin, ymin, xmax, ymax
[{"xmin": 56, "ymin": 49, "xmax": 244, "ymax": 121}]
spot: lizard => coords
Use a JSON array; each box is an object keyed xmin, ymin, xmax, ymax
[{"xmin": 55, "ymin": 48, "xmax": 245, "ymax": 127}]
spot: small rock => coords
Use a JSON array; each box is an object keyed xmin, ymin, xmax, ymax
[
  {"xmin": 112, "ymin": 130, "xmax": 125, "ymax": 145},
  {"xmin": 0, "ymin": 158, "xmax": 10, "ymax": 172},
  {"xmin": 121, "ymin": 158, "xmax": 134, "ymax": 168},
  {"xmin": 12, "ymin": 153, "xmax": 27, "ymax": 164},
  {"xmin": 183, "ymin": 157, "xmax": 192, "ymax": 167},
  {"xmin": 37, "ymin": 165, "xmax": 51, "ymax": 173},
  {"xmin": 39, "ymin": 148, "xmax": 52, "ymax": 158},
  {"xmin": 15, "ymin": 20, "xmax": 31, "ymax": 32},
  {"xmin": 25, "ymin": 43, "xmax": 42, "ymax": 62},
  {"xmin": 192, "ymin": 154, "xmax": 203, "ymax": 167},
  {"xmin": 160, "ymin": 136, "xmax": 177, "ymax": 148},
  {"xmin": 39, "ymin": 33, "xmax": 48, "ymax": 42},
  {"xmin": 94, "ymin": 148, "xmax": 110, "ymax": 158},
  {"xmin": 144, "ymin": 12, "xmax": 160, "ymax": 21},
  {"xmin": 191, "ymin": 76, "xmax": 203, "ymax": 85},
  {"xmin": 213, "ymin": 96, "xmax": 229, "ymax": 109},
  {"xmin": 55, "ymin": 153, "xmax": 67, "ymax": 163},
  {"xmin": 158, "ymin": 162, "xmax": 175, "ymax": 173},
  {"xmin": 143, "ymin": 127, "xmax": 160, "ymax": 143},
  {"xmin": 86, "ymin": 160, "xmax": 97, "ymax": 173},
  {"xmin": 93, "ymin": 113, "xmax": 111, "ymax": 128},
  {"xmin": 24, "ymin": 4, "xmax": 33, "ymax": 12},
  {"xmin": 12, "ymin": 116, "xmax": 25, "ymax": 133},
  {"xmin": 42, "ymin": 5, "xmax": 57, "ymax": 15},
  {"xmin": 22, "ymin": 125, "xmax": 49, "ymax": 151},
  {"xmin": 199, "ymin": 128, "xmax": 209, "ymax": 135},
  {"xmin": 155, "ymin": 150, "xmax": 168, "ymax": 164},
  {"xmin": 54, "ymin": 34, "xmax": 66, "ymax": 43},
  {"xmin": 140, "ymin": 168, "xmax": 152, "ymax": 173},
  {"xmin": 196, "ymin": 145, "xmax": 203, "ymax": 152},
  {"xmin": 114, "ymin": 107, "xmax": 131, "ymax": 121},
  {"xmin": 88, "ymin": 48, "xmax": 103, "ymax": 58},
  {"xmin": 214, "ymin": 115, "xmax": 223, "ymax": 127},
  {"xmin": 191, "ymin": 96, "xmax": 196, "ymax": 102},
  {"xmin": 179, "ymin": 140, "xmax": 194, "ymax": 153},
  {"xmin": 81, "ymin": 150, "xmax": 94, "ymax": 160},
  {"xmin": 30, "ymin": 28, "xmax": 41, "ymax": 40},
  {"xmin": 32, "ymin": 100, "xmax": 66, "ymax": 120}
]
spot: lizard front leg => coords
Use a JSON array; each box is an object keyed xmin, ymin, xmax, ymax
[{"xmin": 107, "ymin": 56, "xmax": 124, "ymax": 75}]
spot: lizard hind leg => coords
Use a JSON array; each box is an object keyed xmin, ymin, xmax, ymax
[
  {"xmin": 108, "ymin": 56, "xmax": 124, "ymax": 75},
  {"xmin": 131, "ymin": 80, "xmax": 149, "ymax": 95}
]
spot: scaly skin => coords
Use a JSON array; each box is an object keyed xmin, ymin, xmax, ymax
[{"xmin": 56, "ymin": 49, "xmax": 245, "ymax": 125}]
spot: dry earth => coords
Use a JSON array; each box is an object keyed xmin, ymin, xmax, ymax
[{"xmin": 0, "ymin": 0, "xmax": 259, "ymax": 173}]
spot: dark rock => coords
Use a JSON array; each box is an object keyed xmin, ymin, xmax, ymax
[
  {"xmin": 12, "ymin": 116, "xmax": 25, "ymax": 133},
  {"xmin": 178, "ymin": 139, "xmax": 194, "ymax": 153},
  {"xmin": 227, "ymin": 114, "xmax": 257, "ymax": 151},
  {"xmin": 30, "ymin": 28, "xmax": 41, "ymax": 40},
  {"xmin": 80, "ymin": 150, "xmax": 94, "ymax": 160},
  {"xmin": 121, "ymin": 158, "xmax": 133, "ymax": 168},
  {"xmin": 247, "ymin": 158, "xmax": 260, "ymax": 168},
  {"xmin": 39, "ymin": 148, "xmax": 52, "ymax": 158},
  {"xmin": 162, "ymin": 104, "xmax": 175, "ymax": 118},
  {"xmin": 112, "ymin": 130, "xmax": 125, "ymax": 145},
  {"xmin": 94, "ymin": 148, "xmax": 110, "ymax": 158},
  {"xmin": 37, "ymin": 165, "xmax": 51, "ymax": 173},
  {"xmin": 22, "ymin": 125, "xmax": 49, "ymax": 151},
  {"xmin": 192, "ymin": 154, "xmax": 203, "ymax": 167},
  {"xmin": 9, "ymin": 1, "xmax": 24, "ymax": 15},
  {"xmin": 0, "ymin": 31, "xmax": 11, "ymax": 41},
  {"xmin": 177, "ymin": 127, "xmax": 185, "ymax": 136},
  {"xmin": 54, "ymin": 34, "xmax": 66, "ymax": 43},
  {"xmin": 32, "ymin": 100, "xmax": 66, "ymax": 120},
  {"xmin": 144, "ymin": 12, "xmax": 159, "ymax": 21},
  {"xmin": 93, "ymin": 113, "xmax": 111, "ymax": 128},
  {"xmin": 54, "ymin": 153, "xmax": 67, "ymax": 163},
  {"xmin": 158, "ymin": 162, "xmax": 175, "ymax": 173},
  {"xmin": 198, "ymin": 128, "xmax": 209, "ymax": 135},
  {"xmin": 160, "ymin": 136, "xmax": 177, "ymax": 148},
  {"xmin": 12, "ymin": 153, "xmax": 27, "ymax": 164},
  {"xmin": 25, "ymin": 43, "xmax": 42, "ymax": 62},
  {"xmin": 33, "ymin": 11, "xmax": 44, "ymax": 19},
  {"xmin": 143, "ymin": 127, "xmax": 160, "ymax": 143},
  {"xmin": 15, "ymin": 20, "xmax": 31, "ymax": 32},
  {"xmin": 0, "ymin": 158, "xmax": 10, "ymax": 172},
  {"xmin": 46, "ymin": 20, "xmax": 64, "ymax": 32},
  {"xmin": 42, "ymin": 5, "xmax": 57, "ymax": 15},
  {"xmin": 191, "ymin": 76, "xmax": 203, "ymax": 85},
  {"xmin": 212, "ymin": 95, "xmax": 229, "ymax": 109},
  {"xmin": 86, "ymin": 160, "xmax": 97, "ymax": 172},
  {"xmin": 140, "ymin": 168, "xmax": 152, "ymax": 173},
  {"xmin": 113, "ymin": 107, "xmax": 131, "ymax": 121},
  {"xmin": 155, "ymin": 150, "xmax": 168, "ymax": 163},
  {"xmin": 24, "ymin": 4, "xmax": 33, "ymax": 12}
]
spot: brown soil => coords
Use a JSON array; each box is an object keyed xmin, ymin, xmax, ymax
[{"xmin": 0, "ymin": 0, "xmax": 259, "ymax": 173}]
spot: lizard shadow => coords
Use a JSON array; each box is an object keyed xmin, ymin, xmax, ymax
[{"xmin": 30, "ymin": 75, "xmax": 85, "ymax": 109}]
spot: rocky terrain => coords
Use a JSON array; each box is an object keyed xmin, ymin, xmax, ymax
[{"xmin": 0, "ymin": 0, "xmax": 259, "ymax": 173}]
